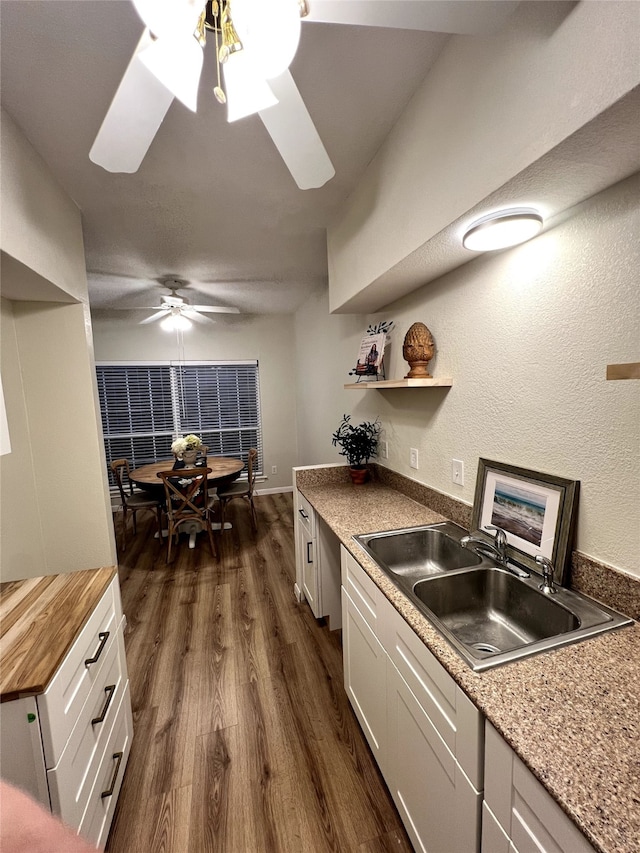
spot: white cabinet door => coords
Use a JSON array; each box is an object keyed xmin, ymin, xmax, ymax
[
  {"xmin": 387, "ymin": 660, "xmax": 481, "ymax": 853},
  {"xmin": 483, "ymin": 722, "xmax": 595, "ymax": 853},
  {"xmin": 341, "ymin": 586, "xmax": 388, "ymax": 774}
]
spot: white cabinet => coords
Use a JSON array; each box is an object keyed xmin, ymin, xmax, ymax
[
  {"xmin": 482, "ymin": 722, "xmax": 595, "ymax": 853},
  {"xmin": 0, "ymin": 573, "xmax": 133, "ymax": 850},
  {"xmin": 341, "ymin": 546, "xmax": 483, "ymax": 853},
  {"xmin": 341, "ymin": 547, "xmax": 388, "ymax": 773},
  {"xmin": 294, "ymin": 487, "xmax": 341, "ymax": 630}
]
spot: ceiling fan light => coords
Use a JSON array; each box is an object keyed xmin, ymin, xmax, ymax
[
  {"xmin": 223, "ymin": 53, "xmax": 278, "ymax": 122},
  {"xmin": 232, "ymin": 0, "xmax": 301, "ymax": 80},
  {"xmin": 139, "ymin": 34, "xmax": 203, "ymax": 112},
  {"xmin": 462, "ymin": 209, "xmax": 544, "ymax": 252},
  {"xmin": 161, "ymin": 313, "xmax": 193, "ymax": 331}
]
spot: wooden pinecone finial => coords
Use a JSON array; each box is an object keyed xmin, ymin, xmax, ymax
[{"xmin": 403, "ymin": 322, "xmax": 435, "ymax": 378}]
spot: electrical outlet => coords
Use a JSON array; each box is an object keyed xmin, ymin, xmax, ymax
[
  {"xmin": 380, "ymin": 440, "xmax": 388, "ymax": 459},
  {"xmin": 271, "ymin": 465, "xmax": 277, "ymax": 475},
  {"xmin": 452, "ymin": 458, "xmax": 464, "ymax": 485},
  {"xmin": 410, "ymin": 448, "xmax": 419, "ymax": 469}
]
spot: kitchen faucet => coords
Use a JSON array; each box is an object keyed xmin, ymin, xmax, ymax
[{"xmin": 460, "ymin": 525, "xmax": 529, "ymax": 578}]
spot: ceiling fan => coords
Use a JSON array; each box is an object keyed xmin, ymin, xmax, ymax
[
  {"xmin": 89, "ymin": 1, "xmax": 519, "ymax": 190},
  {"xmin": 139, "ymin": 280, "xmax": 240, "ymax": 330}
]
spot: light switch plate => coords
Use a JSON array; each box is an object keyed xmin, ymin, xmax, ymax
[
  {"xmin": 380, "ymin": 440, "xmax": 388, "ymax": 459},
  {"xmin": 452, "ymin": 458, "xmax": 464, "ymax": 485},
  {"xmin": 410, "ymin": 448, "xmax": 419, "ymax": 469}
]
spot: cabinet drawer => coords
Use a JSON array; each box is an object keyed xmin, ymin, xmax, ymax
[
  {"xmin": 341, "ymin": 547, "xmax": 382, "ymax": 637},
  {"xmin": 79, "ymin": 682, "xmax": 133, "ymax": 850},
  {"xmin": 296, "ymin": 492, "xmax": 316, "ymax": 537},
  {"xmin": 37, "ymin": 577, "xmax": 121, "ymax": 767},
  {"xmin": 47, "ymin": 625, "xmax": 128, "ymax": 829}
]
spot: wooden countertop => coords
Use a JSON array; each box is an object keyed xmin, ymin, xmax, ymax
[
  {"xmin": 0, "ymin": 566, "xmax": 117, "ymax": 702},
  {"xmin": 295, "ymin": 475, "xmax": 640, "ymax": 853}
]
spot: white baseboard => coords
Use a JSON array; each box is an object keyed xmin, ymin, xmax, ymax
[{"xmin": 255, "ymin": 486, "xmax": 294, "ymax": 496}]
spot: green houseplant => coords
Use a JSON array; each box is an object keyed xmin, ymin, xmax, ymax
[{"xmin": 332, "ymin": 414, "xmax": 381, "ymax": 484}]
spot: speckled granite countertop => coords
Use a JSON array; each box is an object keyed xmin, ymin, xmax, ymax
[{"xmin": 296, "ymin": 475, "xmax": 640, "ymax": 853}]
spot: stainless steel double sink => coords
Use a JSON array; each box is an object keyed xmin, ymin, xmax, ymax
[{"xmin": 354, "ymin": 522, "xmax": 633, "ymax": 671}]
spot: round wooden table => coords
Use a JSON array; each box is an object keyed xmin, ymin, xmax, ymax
[
  {"xmin": 129, "ymin": 456, "xmax": 244, "ymax": 492},
  {"xmin": 129, "ymin": 457, "xmax": 245, "ymax": 545}
]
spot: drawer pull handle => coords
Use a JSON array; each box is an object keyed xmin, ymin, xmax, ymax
[
  {"xmin": 306, "ymin": 541, "xmax": 313, "ymax": 563},
  {"xmin": 92, "ymin": 684, "xmax": 116, "ymax": 725},
  {"xmin": 298, "ymin": 509, "xmax": 309, "ymax": 520},
  {"xmin": 85, "ymin": 631, "xmax": 110, "ymax": 666},
  {"xmin": 101, "ymin": 751, "xmax": 124, "ymax": 799}
]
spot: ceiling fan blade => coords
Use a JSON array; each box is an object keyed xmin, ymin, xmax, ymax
[
  {"xmin": 139, "ymin": 309, "xmax": 169, "ymax": 325},
  {"xmin": 89, "ymin": 30, "xmax": 174, "ymax": 173},
  {"xmin": 182, "ymin": 308, "xmax": 216, "ymax": 324},
  {"xmin": 139, "ymin": 32, "xmax": 203, "ymax": 112},
  {"xmin": 190, "ymin": 305, "xmax": 241, "ymax": 314},
  {"xmin": 304, "ymin": 0, "xmax": 520, "ymax": 34},
  {"xmin": 132, "ymin": 0, "xmax": 206, "ymax": 38},
  {"xmin": 258, "ymin": 71, "xmax": 335, "ymax": 190}
]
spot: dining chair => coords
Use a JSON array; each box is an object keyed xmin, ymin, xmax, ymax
[
  {"xmin": 217, "ymin": 448, "xmax": 258, "ymax": 532},
  {"xmin": 110, "ymin": 458, "xmax": 163, "ymax": 551},
  {"xmin": 157, "ymin": 467, "xmax": 218, "ymax": 563}
]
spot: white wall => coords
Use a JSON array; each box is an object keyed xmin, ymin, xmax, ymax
[
  {"xmin": 328, "ymin": 0, "xmax": 640, "ymax": 311},
  {"xmin": 90, "ymin": 312, "xmax": 299, "ymax": 492},
  {"xmin": 295, "ymin": 175, "xmax": 640, "ymax": 578},
  {"xmin": 0, "ymin": 111, "xmax": 117, "ymax": 582}
]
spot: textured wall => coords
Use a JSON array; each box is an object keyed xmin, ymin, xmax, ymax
[
  {"xmin": 295, "ymin": 176, "xmax": 640, "ymax": 577},
  {"xmin": 328, "ymin": 1, "xmax": 640, "ymax": 310}
]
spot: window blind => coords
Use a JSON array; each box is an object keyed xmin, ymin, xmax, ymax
[{"xmin": 96, "ymin": 361, "xmax": 262, "ymax": 483}]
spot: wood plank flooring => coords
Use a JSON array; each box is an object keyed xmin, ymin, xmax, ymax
[{"xmin": 106, "ymin": 493, "xmax": 413, "ymax": 853}]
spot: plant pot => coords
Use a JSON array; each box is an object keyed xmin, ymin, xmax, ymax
[
  {"xmin": 182, "ymin": 448, "xmax": 199, "ymax": 466},
  {"xmin": 349, "ymin": 466, "xmax": 369, "ymax": 485}
]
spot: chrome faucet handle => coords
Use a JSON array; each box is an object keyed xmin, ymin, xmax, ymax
[{"xmin": 535, "ymin": 555, "xmax": 556, "ymax": 594}]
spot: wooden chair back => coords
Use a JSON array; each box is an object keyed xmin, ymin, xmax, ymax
[
  {"xmin": 156, "ymin": 467, "xmax": 217, "ymax": 562},
  {"xmin": 111, "ymin": 458, "xmax": 133, "ymax": 501}
]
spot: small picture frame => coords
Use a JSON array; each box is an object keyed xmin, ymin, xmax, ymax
[
  {"xmin": 354, "ymin": 332, "xmax": 386, "ymax": 377},
  {"xmin": 471, "ymin": 459, "xmax": 579, "ymax": 585}
]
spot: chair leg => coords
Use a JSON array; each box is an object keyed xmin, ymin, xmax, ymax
[
  {"xmin": 166, "ymin": 525, "xmax": 174, "ymax": 564},
  {"xmin": 219, "ymin": 498, "xmax": 226, "ymax": 533},
  {"xmin": 249, "ymin": 496, "xmax": 258, "ymax": 531},
  {"xmin": 155, "ymin": 505, "xmax": 164, "ymax": 553},
  {"xmin": 206, "ymin": 516, "xmax": 218, "ymax": 560}
]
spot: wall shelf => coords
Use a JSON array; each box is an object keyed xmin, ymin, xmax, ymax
[{"xmin": 344, "ymin": 377, "xmax": 453, "ymax": 389}]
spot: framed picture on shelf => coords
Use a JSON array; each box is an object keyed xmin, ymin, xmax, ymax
[
  {"xmin": 471, "ymin": 459, "xmax": 579, "ymax": 584},
  {"xmin": 354, "ymin": 332, "xmax": 386, "ymax": 377}
]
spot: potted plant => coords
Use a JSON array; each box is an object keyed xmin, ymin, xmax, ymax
[{"xmin": 332, "ymin": 414, "xmax": 381, "ymax": 484}]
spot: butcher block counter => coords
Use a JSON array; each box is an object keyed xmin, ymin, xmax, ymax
[
  {"xmin": 0, "ymin": 566, "xmax": 117, "ymax": 701},
  {"xmin": 0, "ymin": 566, "xmax": 133, "ymax": 850},
  {"xmin": 295, "ymin": 466, "xmax": 640, "ymax": 853}
]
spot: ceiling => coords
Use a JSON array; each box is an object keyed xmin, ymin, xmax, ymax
[
  {"xmin": 2, "ymin": 2, "xmax": 638, "ymax": 320},
  {"xmin": 0, "ymin": 0, "xmax": 456, "ymax": 315}
]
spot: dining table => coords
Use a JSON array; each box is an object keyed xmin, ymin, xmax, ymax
[{"xmin": 129, "ymin": 456, "xmax": 245, "ymax": 547}]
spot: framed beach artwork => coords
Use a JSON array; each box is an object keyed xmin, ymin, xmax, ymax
[{"xmin": 471, "ymin": 459, "xmax": 579, "ymax": 584}]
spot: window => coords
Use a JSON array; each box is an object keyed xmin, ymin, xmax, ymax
[{"xmin": 96, "ymin": 361, "xmax": 262, "ymax": 482}]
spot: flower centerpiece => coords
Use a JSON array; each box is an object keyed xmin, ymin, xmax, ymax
[
  {"xmin": 171, "ymin": 434, "xmax": 203, "ymax": 465},
  {"xmin": 332, "ymin": 414, "xmax": 381, "ymax": 484}
]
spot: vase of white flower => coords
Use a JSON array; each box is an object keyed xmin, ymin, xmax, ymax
[{"xmin": 171, "ymin": 434, "xmax": 203, "ymax": 466}]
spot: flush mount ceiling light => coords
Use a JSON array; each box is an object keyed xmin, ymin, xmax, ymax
[{"xmin": 462, "ymin": 209, "xmax": 544, "ymax": 252}]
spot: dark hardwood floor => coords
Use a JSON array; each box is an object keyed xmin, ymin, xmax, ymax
[{"xmin": 106, "ymin": 493, "xmax": 413, "ymax": 853}]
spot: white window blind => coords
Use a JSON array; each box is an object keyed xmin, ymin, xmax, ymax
[{"xmin": 96, "ymin": 361, "xmax": 262, "ymax": 482}]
